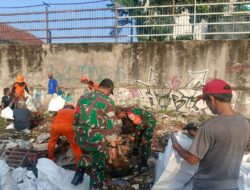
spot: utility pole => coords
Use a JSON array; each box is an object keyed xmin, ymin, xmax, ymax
[
  {"xmin": 193, "ymin": 0, "xmax": 197, "ymax": 40},
  {"xmin": 172, "ymin": 0, "xmax": 175, "ymax": 14},
  {"xmin": 43, "ymin": 2, "xmax": 51, "ymax": 44},
  {"xmin": 115, "ymin": 1, "xmax": 118, "ymax": 43}
]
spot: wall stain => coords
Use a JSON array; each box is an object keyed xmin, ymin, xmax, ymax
[
  {"xmin": 48, "ymin": 43, "xmax": 113, "ymax": 54},
  {"xmin": 7, "ymin": 45, "xmax": 22, "ymax": 77},
  {"xmin": 23, "ymin": 45, "xmax": 43, "ymax": 72}
]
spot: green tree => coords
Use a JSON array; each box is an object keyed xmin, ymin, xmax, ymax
[
  {"xmin": 112, "ymin": 0, "xmax": 244, "ymax": 41},
  {"xmin": 112, "ymin": 0, "xmax": 175, "ymax": 41}
]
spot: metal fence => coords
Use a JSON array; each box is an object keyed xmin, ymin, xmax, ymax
[{"xmin": 0, "ymin": 0, "xmax": 249, "ymax": 44}]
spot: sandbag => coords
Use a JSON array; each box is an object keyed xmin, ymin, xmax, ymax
[
  {"xmin": 152, "ymin": 132, "xmax": 198, "ymax": 190},
  {"xmin": 48, "ymin": 95, "xmax": 65, "ymax": 112},
  {"xmin": 0, "ymin": 160, "xmax": 18, "ymax": 190},
  {"xmin": 1, "ymin": 107, "xmax": 14, "ymax": 120},
  {"xmin": 36, "ymin": 158, "xmax": 90, "ymax": 190}
]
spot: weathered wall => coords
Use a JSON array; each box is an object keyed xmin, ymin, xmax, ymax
[{"xmin": 0, "ymin": 41, "xmax": 250, "ymax": 116}]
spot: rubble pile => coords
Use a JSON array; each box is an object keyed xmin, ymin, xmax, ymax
[
  {"xmin": 0, "ymin": 109, "xmax": 227, "ymax": 190},
  {"xmin": 105, "ymin": 111, "xmax": 209, "ymax": 190},
  {"xmin": 152, "ymin": 111, "xmax": 210, "ymax": 152},
  {"xmin": 31, "ymin": 112, "xmax": 53, "ymax": 138}
]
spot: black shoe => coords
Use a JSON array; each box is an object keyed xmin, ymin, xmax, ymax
[
  {"xmin": 71, "ymin": 170, "xmax": 84, "ymax": 185},
  {"xmin": 138, "ymin": 158, "xmax": 149, "ymax": 173},
  {"xmin": 138, "ymin": 165, "xmax": 149, "ymax": 173},
  {"xmin": 131, "ymin": 148, "xmax": 139, "ymax": 156}
]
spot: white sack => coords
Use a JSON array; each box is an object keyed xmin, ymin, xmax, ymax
[
  {"xmin": 1, "ymin": 107, "xmax": 14, "ymax": 120},
  {"xmin": 239, "ymin": 154, "xmax": 250, "ymax": 190},
  {"xmin": 26, "ymin": 95, "xmax": 37, "ymax": 112},
  {"xmin": 48, "ymin": 95, "xmax": 65, "ymax": 112},
  {"xmin": 12, "ymin": 167, "xmax": 37, "ymax": 190},
  {"xmin": 152, "ymin": 132, "xmax": 198, "ymax": 190},
  {"xmin": 0, "ymin": 160, "xmax": 18, "ymax": 190},
  {"xmin": 36, "ymin": 158, "xmax": 90, "ymax": 190},
  {"xmin": 5, "ymin": 123, "xmax": 14, "ymax": 130}
]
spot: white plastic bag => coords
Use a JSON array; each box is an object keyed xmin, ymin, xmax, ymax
[
  {"xmin": 12, "ymin": 167, "xmax": 37, "ymax": 190},
  {"xmin": 26, "ymin": 95, "xmax": 37, "ymax": 112},
  {"xmin": 1, "ymin": 107, "xmax": 14, "ymax": 120},
  {"xmin": 48, "ymin": 95, "xmax": 65, "ymax": 112},
  {"xmin": 152, "ymin": 132, "xmax": 198, "ymax": 190},
  {"xmin": 36, "ymin": 158, "xmax": 90, "ymax": 190},
  {"xmin": 0, "ymin": 160, "xmax": 18, "ymax": 190}
]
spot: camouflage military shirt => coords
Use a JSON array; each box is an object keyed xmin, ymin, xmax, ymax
[
  {"xmin": 74, "ymin": 90, "xmax": 116, "ymax": 152},
  {"xmin": 128, "ymin": 107, "xmax": 156, "ymax": 130}
]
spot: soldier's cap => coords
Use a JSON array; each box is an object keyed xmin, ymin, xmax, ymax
[
  {"xmin": 99, "ymin": 78, "xmax": 114, "ymax": 94},
  {"xmin": 183, "ymin": 122, "xmax": 198, "ymax": 131}
]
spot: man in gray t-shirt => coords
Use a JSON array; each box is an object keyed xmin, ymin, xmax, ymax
[{"xmin": 171, "ymin": 79, "xmax": 250, "ymax": 190}]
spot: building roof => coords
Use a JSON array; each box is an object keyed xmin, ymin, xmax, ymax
[{"xmin": 0, "ymin": 23, "xmax": 43, "ymax": 45}]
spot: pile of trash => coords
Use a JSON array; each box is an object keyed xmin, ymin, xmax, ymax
[
  {"xmin": 0, "ymin": 109, "xmax": 205, "ymax": 190},
  {"xmin": 1, "ymin": 93, "xmax": 250, "ymax": 190}
]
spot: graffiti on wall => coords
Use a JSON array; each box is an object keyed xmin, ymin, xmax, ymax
[
  {"xmin": 28, "ymin": 65, "xmax": 245, "ymax": 115},
  {"xmin": 227, "ymin": 62, "xmax": 250, "ymax": 73},
  {"xmin": 115, "ymin": 67, "xmax": 209, "ymax": 114},
  {"xmin": 48, "ymin": 64, "xmax": 129, "ymax": 87},
  {"xmin": 24, "ymin": 66, "xmax": 210, "ymax": 114},
  {"xmin": 27, "ymin": 66, "xmax": 249, "ymax": 117},
  {"xmin": 27, "ymin": 87, "xmax": 87, "ymax": 112}
]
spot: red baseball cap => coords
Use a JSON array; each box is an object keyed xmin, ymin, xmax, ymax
[{"xmin": 198, "ymin": 79, "xmax": 232, "ymax": 100}]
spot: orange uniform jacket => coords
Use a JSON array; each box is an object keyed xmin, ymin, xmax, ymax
[
  {"xmin": 48, "ymin": 108, "xmax": 82, "ymax": 165},
  {"xmin": 52, "ymin": 108, "xmax": 75, "ymax": 125},
  {"xmin": 12, "ymin": 82, "xmax": 29, "ymax": 100}
]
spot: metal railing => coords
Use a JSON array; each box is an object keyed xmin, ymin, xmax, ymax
[{"xmin": 0, "ymin": 0, "xmax": 249, "ymax": 44}]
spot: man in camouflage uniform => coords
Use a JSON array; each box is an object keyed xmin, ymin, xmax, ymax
[
  {"xmin": 72, "ymin": 79, "xmax": 117, "ymax": 190},
  {"xmin": 116, "ymin": 107, "xmax": 156, "ymax": 172}
]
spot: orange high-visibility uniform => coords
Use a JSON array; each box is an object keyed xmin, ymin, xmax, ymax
[
  {"xmin": 13, "ymin": 82, "xmax": 28, "ymax": 100},
  {"xmin": 48, "ymin": 108, "xmax": 82, "ymax": 165}
]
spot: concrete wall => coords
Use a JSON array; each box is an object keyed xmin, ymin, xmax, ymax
[{"xmin": 0, "ymin": 41, "xmax": 250, "ymax": 116}]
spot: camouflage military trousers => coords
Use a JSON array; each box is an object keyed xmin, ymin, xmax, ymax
[
  {"xmin": 134, "ymin": 117, "xmax": 156, "ymax": 161},
  {"xmin": 78, "ymin": 149, "xmax": 107, "ymax": 190}
]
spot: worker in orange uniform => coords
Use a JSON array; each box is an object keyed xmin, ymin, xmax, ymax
[
  {"xmin": 80, "ymin": 76, "xmax": 99, "ymax": 92},
  {"xmin": 48, "ymin": 104, "xmax": 82, "ymax": 166},
  {"xmin": 11, "ymin": 75, "xmax": 30, "ymax": 101}
]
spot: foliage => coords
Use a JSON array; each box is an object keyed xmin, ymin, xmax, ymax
[
  {"xmin": 108, "ymin": 0, "xmax": 175, "ymax": 41},
  {"xmin": 0, "ymin": 117, "xmax": 5, "ymax": 133},
  {"xmin": 108, "ymin": 0, "xmax": 248, "ymax": 41},
  {"xmin": 175, "ymin": 35, "xmax": 193, "ymax": 40}
]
